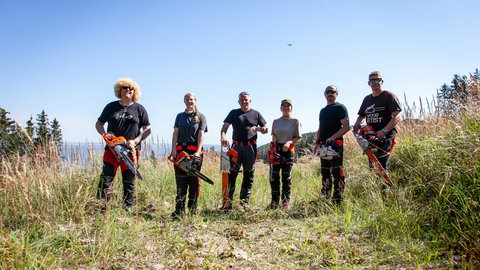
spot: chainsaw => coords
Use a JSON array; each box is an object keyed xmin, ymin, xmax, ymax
[
  {"xmin": 353, "ymin": 131, "xmax": 394, "ymax": 187},
  {"xmin": 102, "ymin": 132, "xmax": 143, "ymax": 180},
  {"xmin": 313, "ymin": 140, "xmax": 341, "ymax": 160},
  {"xmin": 168, "ymin": 151, "xmax": 214, "ymax": 185},
  {"xmin": 316, "ymin": 145, "xmax": 340, "ymax": 160},
  {"xmin": 268, "ymin": 141, "xmax": 282, "ymax": 165},
  {"xmin": 220, "ymin": 146, "xmax": 240, "ymax": 209}
]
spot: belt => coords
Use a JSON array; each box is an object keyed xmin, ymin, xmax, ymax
[
  {"xmin": 176, "ymin": 143, "xmax": 198, "ymax": 151},
  {"xmin": 234, "ymin": 139, "xmax": 256, "ymax": 146}
]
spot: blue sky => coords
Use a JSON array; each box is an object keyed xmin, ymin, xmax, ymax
[{"xmin": 2, "ymin": 0, "xmax": 479, "ymax": 147}]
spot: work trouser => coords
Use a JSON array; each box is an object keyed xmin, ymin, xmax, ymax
[
  {"xmin": 227, "ymin": 141, "xmax": 257, "ymax": 207},
  {"xmin": 370, "ymin": 130, "xmax": 397, "ymax": 171},
  {"xmin": 369, "ymin": 131, "xmax": 397, "ymax": 194},
  {"xmin": 320, "ymin": 140, "xmax": 344, "ymax": 203},
  {"xmin": 97, "ymin": 149, "xmax": 140, "ymax": 208},
  {"xmin": 270, "ymin": 143, "xmax": 295, "ymax": 204},
  {"xmin": 173, "ymin": 144, "xmax": 202, "ymax": 215}
]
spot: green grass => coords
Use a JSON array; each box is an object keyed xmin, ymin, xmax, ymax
[{"xmin": 1, "ymin": 112, "xmax": 480, "ymax": 269}]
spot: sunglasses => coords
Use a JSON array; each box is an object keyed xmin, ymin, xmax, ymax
[
  {"xmin": 325, "ymin": 90, "xmax": 337, "ymax": 94},
  {"xmin": 122, "ymin": 86, "xmax": 134, "ymax": 91},
  {"xmin": 369, "ymin": 78, "xmax": 383, "ymax": 83}
]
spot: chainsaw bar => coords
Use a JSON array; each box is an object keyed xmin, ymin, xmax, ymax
[
  {"xmin": 353, "ymin": 131, "xmax": 393, "ymax": 187},
  {"xmin": 169, "ymin": 152, "xmax": 214, "ymax": 185},
  {"xmin": 114, "ymin": 145, "xmax": 144, "ymax": 180}
]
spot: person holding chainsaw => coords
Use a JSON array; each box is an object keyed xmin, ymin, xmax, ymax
[
  {"xmin": 95, "ymin": 77, "xmax": 151, "ymax": 212},
  {"xmin": 170, "ymin": 92, "xmax": 208, "ymax": 219},
  {"xmin": 220, "ymin": 91, "xmax": 268, "ymax": 211},
  {"xmin": 352, "ymin": 71, "xmax": 401, "ymax": 190},
  {"xmin": 268, "ymin": 99, "xmax": 302, "ymax": 209},
  {"xmin": 314, "ymin": 85, "xmax": 350, "ymax": 204}
]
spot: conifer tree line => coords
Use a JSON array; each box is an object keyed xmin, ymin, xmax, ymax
[
  {"xmin": 436, "ymin": 68, "xmax": 480, "ymax": 117},
  {"xmin": 0, "ymin": 108, "xmax": 63, "ymax": 157}
]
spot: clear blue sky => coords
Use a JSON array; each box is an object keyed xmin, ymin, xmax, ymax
[{"xmin": 2, "ymin": 0, "xmax": 479, "ymax": 147}]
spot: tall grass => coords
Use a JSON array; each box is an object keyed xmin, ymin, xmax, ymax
[{"xmin": 1, "ymin": 100, "xmax": 479, "ymax": 268}]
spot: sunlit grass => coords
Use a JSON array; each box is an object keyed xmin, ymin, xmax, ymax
[{"xmin": 1, "ymin": 99, "xmax": 479, "ymax": 269}]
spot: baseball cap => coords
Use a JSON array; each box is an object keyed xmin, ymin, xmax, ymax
[{"xmin": 281, "ymin": 99, "xmax": 292, "ymax": 106}]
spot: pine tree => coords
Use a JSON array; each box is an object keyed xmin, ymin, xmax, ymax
[
  {"xmin": 437, "ymin": 69, "xmax": 479, "ymax": 117},
  {"xmin": 0, "ymin": 108, "xmax": 12, "ymax": 152},
  {"xmin": 0, "ymin": 107, "xmax": 30, "ymax": 156},
  {"xmin": 50, "ymin": 118, "xmax": 63, "ymax": 149},
  {"xmin": 26, "ymin": 116, "xmax": 34, "ymax": 138},
  {"xmin": 34, "ymin": 110, "xmax": 51, "ymax": 146}
]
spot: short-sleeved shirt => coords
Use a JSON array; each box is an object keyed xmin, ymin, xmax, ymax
[
  {"xmin": 272, "ymin": 116, "xmax": 302, "ymax": 144},
  {"xmin": 318, "ymin": 102, "xmax": 349, "ymax": 141},
  {"xmin": 224, "ymin": 108, "xmax": 267, "ymax": 141},
  {"xmin": 357, "ymin": 90, "xmax": 402, "ymax": 132},
  {"xmin": 174, "ymin": 111, "xmax": 208, "ymax": 144},
  {"xmin": 98, "ymin": 101, "xmax": 150, "ymax": 143}
]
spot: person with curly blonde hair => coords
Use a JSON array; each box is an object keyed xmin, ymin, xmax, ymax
[
  {"xmin": 170, "ymin": 92, "xmax": 208, "ymax": 219},
  {"xmin": 95, "ymin": 77, "xmax": 151, "ymax": 212}
]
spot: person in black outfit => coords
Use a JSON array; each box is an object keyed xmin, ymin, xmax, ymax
[
  {"xmin": 314, "ymin": 85, "xmax": 350, "ymax": 204},
  {"xmin": 220, "ymin": 91, "xmax": 268, "ymax": 211},
  {"xmin": 170, "ymin": 92, "xmax": 208, "ymax": 219},
  {"xmin": 353, "ymin": 71, "xmax": 401, "ymax": 195},
  {"xmin": 96, "ymin": 77, "xmax": 151, "ymax": 211}
]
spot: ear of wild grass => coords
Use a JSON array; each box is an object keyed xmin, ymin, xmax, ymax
[{"xmin": 1, "ymin": 97, "xmax": 480, "ymax": 268}]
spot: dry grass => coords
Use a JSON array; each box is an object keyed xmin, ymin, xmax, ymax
[{"xmin": 1, "ymin": 93, "xmax": 480, "ymax": 268}]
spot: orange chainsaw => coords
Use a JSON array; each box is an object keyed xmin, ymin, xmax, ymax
[
  {"xmin": 353, "ymin": 130, "xmax": 394, "ymax": 187},
  {"xmin": 102, "ymin": 132, "xmax": 143, "ymax": 180},
  {"xmin": 168, "ymin": 151, "xmax": 214, "ymax": 185},
  {"xmin": 220, "ymin": 146, "xmax": 240, "ymax": 209}
]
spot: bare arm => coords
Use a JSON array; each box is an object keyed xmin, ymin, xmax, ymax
[
  {"xmin": 171, "ymin": 127, "xmax": 179, "ymax": 157},
  {"xmin": 377, "ymin": 110, "xmax": 401, "ymax": 137},
  {"xmin": 353, "ymin": 115, "xmax": 365, "ymax": 132},
  {"xmin": 95, "ymin": 121, "xmax": 106, "ymax": 135},
  {"xmin": 220, "ymin": 122, "xmax": 231, "ymax": 146},
  {"xmin": 128, "ymin": 125, "xmax": 151, "ymax": 149},
  {"xmin": 258, "ymin": 125, "xmax": 269, "ymax": 134},
  {"xmin": 195, "ymin": 129, "xmax": 205, "ymax": 156},
  {"xmin": 327, "ymin": 118, "xmax": 350, "ymax": 141},
  {"xmin": 135, "ymin": 126, "xmax": 151, "ymax": 143},
  {"xmin": 271, "ymin": 124, "xmax": 276, "ymax": 143}
]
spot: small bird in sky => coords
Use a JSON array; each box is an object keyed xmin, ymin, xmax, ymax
[{"xmin": 287, "ymin": 43, "xmax": 293, "ymax": 46}]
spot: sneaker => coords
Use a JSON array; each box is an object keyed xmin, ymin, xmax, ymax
[{"xmin": 283, "ymin": 201, "xmax": 289, "ymax": 209}]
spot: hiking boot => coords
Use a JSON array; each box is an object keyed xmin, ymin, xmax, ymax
[
  {"xmin": 239, "ymin": 202, "xmax": 249, "ymax": 212},
  {"xmin": 267, "ymin": 201, "xmax": 279, "ymax": 210},
  {"xmin": 171, "ymin": 211, "xmax": 183, "ymax": 220},
  {"xmin": 124, "ymin": 206, "xmax": 134, "ymax": 215}
]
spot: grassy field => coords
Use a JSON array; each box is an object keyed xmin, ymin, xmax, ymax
[{"xmin": 1, "ymin": 108, "xmax": 479, "ymax": 269}]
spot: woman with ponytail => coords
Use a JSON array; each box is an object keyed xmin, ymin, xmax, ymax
[{"xmin": 170, "ymin": 93, "xmax": 208, "ymax": 219}]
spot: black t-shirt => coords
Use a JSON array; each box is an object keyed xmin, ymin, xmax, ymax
[
  {"xmin": 318, "ymin": 102, "xmax": 349, "ymax": 141},
  {"xmin": 174, "ymin": 111, "xmax": 208, "ymax": 144},
  {"xmin": 98, "ymin": 101, "xmax": 150, "ymax": 141},
  {"xmin": 224, "ymin": 108, "xmax": 267, "ymax": 141},
  {"xmin": 357, "ymin": 90, "xmax": 401, "ymax": 131}
]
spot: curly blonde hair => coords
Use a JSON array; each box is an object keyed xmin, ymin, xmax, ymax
[{"xmin": 114, "ymin": 78, "xmax": 141, "ymax": 101}]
